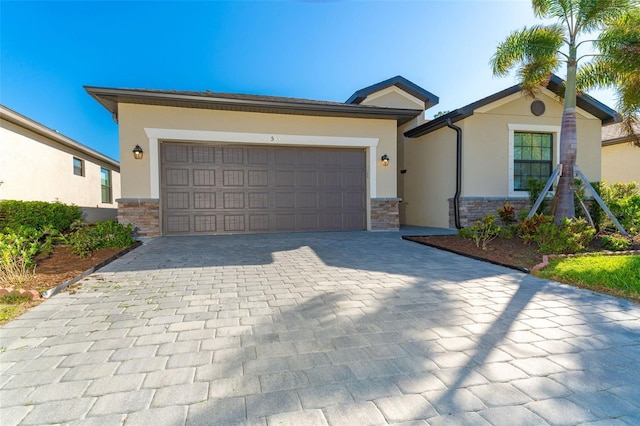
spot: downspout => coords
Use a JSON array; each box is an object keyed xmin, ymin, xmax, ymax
[{"xmin": 446, "ymin": 118, "xmax": 462, "ymax": 229}]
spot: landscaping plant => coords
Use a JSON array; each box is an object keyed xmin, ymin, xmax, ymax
[
  {"xmin": 462, "ymin": 214, "xmax": 502, "ymax": 250},
  {"xmin": 68, "ymin": 220, "xmax": 136, "ymax": 258},
  {"xmin": 0, "ymin": 227, "xmax": 41, "ymax": 285},
  {"xmin": 0, "ymin": 200, "xmax": 81, "ymax": 233},
  {"xmin": 601, "ymin": 233, "xmax": 633, "ymax": 251}
]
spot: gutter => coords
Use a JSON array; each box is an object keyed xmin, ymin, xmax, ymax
[{"xmin": 446, "ymin": 118, "xmax": 463, "ymax": 229}]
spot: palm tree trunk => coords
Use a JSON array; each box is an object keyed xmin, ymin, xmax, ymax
[
  {"xmin": 553, "ymin": 42, "xmax": 579, "ymax": 224},
  {"xmin": 554, "ymin": 107, "xmax": 577, "ymax": 223}
]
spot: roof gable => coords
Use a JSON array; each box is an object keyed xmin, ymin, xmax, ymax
[
  {"xmin": 346, "ymin": 76, "xmax": 439, "ymax": 110},
  {"xmin": 404, "ymin": 74, "xmax": 617, "ymax": 138}
]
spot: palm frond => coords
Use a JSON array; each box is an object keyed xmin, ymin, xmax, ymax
[
  {"xmin": 491, "ymin": 25, "xmax": 564, "ymax": 78},
  {"xmin": 577, "ymin": 0, "xmax": 636, "ymax": 32}
]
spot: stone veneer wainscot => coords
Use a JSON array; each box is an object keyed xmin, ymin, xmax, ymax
[
  {"xmin": 371, "ymin": 198, "xmax": 400, "ymax": 231},
  {"xmin": 449, "ymin": 197, "xmax": 531, "ymax": 228},
  {"xmin": 117, "ymin": 198, "xmax": 160, "ymax": 237}
]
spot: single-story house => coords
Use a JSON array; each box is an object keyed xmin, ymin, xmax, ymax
[
  {"xmin": 86, "ymin": 75, "xmax": 615, "ymax": 236},
  {"xmin": 0, "ymin": 105, "xmax": 121, "ymax": 222},
  {"xmin": 601, "ymin": 120, "xmax": 640, "ymax": 184}
]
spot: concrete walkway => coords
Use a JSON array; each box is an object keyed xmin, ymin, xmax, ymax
[{"xmin": 1, "ymin": 230, "xmax": 639, "ymax": 425}]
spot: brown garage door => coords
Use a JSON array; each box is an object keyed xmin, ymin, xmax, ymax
[{"xmin": 160, "ymin": 142, "xmax": 366, "ymax": 235}]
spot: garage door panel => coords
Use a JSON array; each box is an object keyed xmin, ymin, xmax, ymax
[
  {"xmin": 296, "ymin": 171, "xmax": 318, "ymax": 187},
  {"xmin": 164, "ymin": 169, "xmax": 190, "ymax": 186},
  {"xmin": 297, "ymin": 213, "xmax": 319, "ymax": 230},
  {"xmin": 297, "ymin": 192, "xmax": 318, "ymax": 209},
  {"xmin": 161, "ymin": 142, "xmax": 365, "ymax": 235},
  {"xmin": 192, "ymin": 146, "xmax": 216, "ymax": 163},
  {"xmin": 194, "ymin": 215, "xmax": 216, "ymax": 232},
  {"xmin": 248, "ymin": 192, "xmax": 269, "ymax": 209},
  {"xmin": 248, "ymin": 170, "xmax": 269, "ymax": 187},
  {"xmin": 249, "ymin": 214, "xmax": 269, "ymax": 231},
  {"xmin": 166, "ymin": 192, "xmax": 190, "ymax": 209},
  {"xmin": 223, "ymin": 193, "xmax": 245, "ymax": 209},
  {"xmin": 276, "ymin": 192, "xmax": 295, "ymax": 209},
  {"xmin": 275, "ymin": 171, "xmax": 295, "ymax": 187},
  {"xmin": 166, "ymin": 215, "xmax": 190, "ymax": 233},
  {"xmin": 193, "ymin": 169, "xmax": 215, "ymax": 186},
  {"xmin": 222, "ymin": 147, "xmax": 244, "ymax": 164},
  {"xmin": 224, "ymin": 215, "xmax": 245, "ymax": 231},
  {"xmin": 275, "ymin": 150, "xmax": 295, "ymax": 166},
  {"xmin": 223, "ymin": 170, "xmax": 244, "ymax": 186},
  {"xmin": 344, "ymin": 192, "xmax": 365, "ymax": 208},
  {"xmin": 319, "ymin": 171, "xmax": 343, "ymax": 188},
  {"xmin": 194, "ymin": 192, "xmax": 215, "ymax": 209},
  {"xmin": 247, "ymin": 148, "xmax": 269, "ymax": 165},
  {"xmin": 163, "ymin": 144, "xmax": 189, "ymax": 163},
  {"xmin": 342, "ymin": 150, "xmax": 366, "ymax": 167},
  {"xmin": 276, "ymin": 214, "xmax": 295, "ymax": 230}
]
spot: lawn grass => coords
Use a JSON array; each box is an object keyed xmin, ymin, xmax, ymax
[
  {"xmin": 0, "ymin": 293, "xmax": 40, "ymax": 325},
  {"xmin": 536, "ymin": 254, "xmax": 640, "ymax": 302}
]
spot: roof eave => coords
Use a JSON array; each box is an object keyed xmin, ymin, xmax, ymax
[
  {"xmin": 0, "ymin": 105, "xmax": 120, "ymax": 169},
  {"xmin": 85, "ymin": 86, "xmax": 423, "ymax": 124}
]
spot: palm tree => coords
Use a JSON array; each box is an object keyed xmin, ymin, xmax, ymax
[
  {"xmin": 491, "ymin": 0, "xmax": 639, "ymax": 223},
  {"xmin": 579, "ymin": 8, "xmax": 640, "ymax": 146}
]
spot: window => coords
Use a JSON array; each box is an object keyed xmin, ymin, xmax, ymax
[
  {"xmin": 513, "ymin": 132, "xmax": 553, "ymax": 191},
  {"xmin": 508, "ymin": 124, "xmax": 560, "ymax": 196},
  {"xmin": 73, "ymin": 157, "xmax": 84, "ymax": 176},
  {"xmin": 101, "ymin": 168, "xmax": 112, "ymax": 203}
]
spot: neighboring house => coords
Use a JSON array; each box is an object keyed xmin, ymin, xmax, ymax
[
  {"xmin": 86, "ymin": 75, "xmax": 614, "ymax": 236},
  {"xmin": 601, "ymin": 120, "xmax": 640, "ymax": 184},
  {"xmin": 0, "ymin": 105, "xmax": 121, "ymax": 222}
]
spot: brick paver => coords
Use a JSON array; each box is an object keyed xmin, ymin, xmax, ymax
[{"xmin": 1, "ymin": 229, "xmax": 639, "ymax": 425}]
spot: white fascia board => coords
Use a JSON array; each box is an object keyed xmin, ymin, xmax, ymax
[
  {"xmin": 144, "ymin": 128, "xmax": 380, "ymax": 199},
  {"xmin": 475, "ymin": 87, "xmax": 599, "ymax": 120}
]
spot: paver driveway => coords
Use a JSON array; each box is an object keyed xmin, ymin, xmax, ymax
[{"xmin": 1, "ymin": 230, "xmax": 639, "ymax": 425}]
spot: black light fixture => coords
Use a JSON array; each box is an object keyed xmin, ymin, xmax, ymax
[
  {"xmin": 133, "ymin": 145, "xmax": 144, "ymax": 160},
  {"xmin": 381, "ymin": 154, "xmax": 390, "ymax": 166}
]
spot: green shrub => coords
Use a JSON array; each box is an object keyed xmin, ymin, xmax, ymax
[
  {"xmin": 0, "ymin": 228, "xmax": 42, "ymax": 285},
  {"xmin": 532, "ymin": 218, "xmax": 595, "ymax": 254},
  {"xmin": 68, "ymin": 221, "xmax": 135, "ymax": 257},
  {"xmin": 466, "ymin": 214, "xmax": 501, "ymax": 250},
  {"xmin": 598, "ymin": 181, "xmax": 640, "ymax": 237},
  {"xmin": 0, "ymin": 200, "xmax": 82, "ymax": 233},
  {"xmin": 497, "ymin": 202, "xmax": 516, "ymax": 225},
  {"xmin": 601, "ymin": 234, "xmax": 633, "ymax": 251},
  {"xmin": 587, "ymin": 181, "xmax": 605, "ymax": 231},
  {"xmin": 517, "ymin": 214, "xmax": 554, "ymax": 244}
]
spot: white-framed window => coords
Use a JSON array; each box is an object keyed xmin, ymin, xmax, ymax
[
  {"xmin": 73, "ymin": 157, "xmax": 84, "ymax": 176},
  {"xmin": 508, "ymin": 123, "xmax": 560, "ymax": 197},
  {"xmin": 101, "ymin": 168, "xmax": 112, "ymax": 203}
]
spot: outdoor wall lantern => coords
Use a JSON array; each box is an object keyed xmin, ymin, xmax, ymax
[
  {"xmin": 381, "ymin": 154, "xmax": 390, "ymax": 166},
  {"xmin": 133, "ymin": 145, "xmax": 144, "ymax": 160}
]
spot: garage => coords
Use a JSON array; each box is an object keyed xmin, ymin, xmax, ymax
[{"xmin": 160, "ymin": 142, "xmax": 366, "ymax": 235}]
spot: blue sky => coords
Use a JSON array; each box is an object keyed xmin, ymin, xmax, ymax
[{"xmin": 1, "ymin": 0, "xmax": 616, "ymax": 161}]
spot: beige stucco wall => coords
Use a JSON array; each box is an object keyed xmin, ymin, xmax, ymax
[
  {"xmin": 400, "ymin": 89, "xmax": 604, "ymax": 228},
  {"xmin": 461, "ymin": 90, "xmax": 602, "ymax": 197},
  {"xmin": 602, "ymin": 142, "xmax": 640, "ymax": 184},
  {"xmin": 0, "ymin": 120, "xmax": 120, "ymax": 209},
  {"xmin": 117, "ymin": 103, "xmax": 399, "ymax": 201},
  {"xmin": 401, "ymin": 124, "xmax": 457, "ymax": 228}
]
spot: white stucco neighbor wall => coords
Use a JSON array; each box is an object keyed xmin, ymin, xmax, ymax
[{"xmin": 0, "ymin": 108, "xmax": 120, "ymax": 220}]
